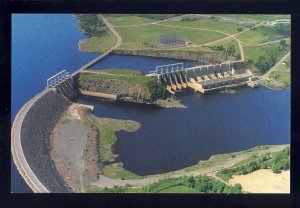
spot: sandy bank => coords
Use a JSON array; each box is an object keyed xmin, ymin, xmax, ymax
[{"xmin": 229, "ymin": 169, "xmax": 290, "ymax": 193}]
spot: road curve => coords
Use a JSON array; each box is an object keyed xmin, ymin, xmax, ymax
[{"xmin": 11, "ymin": 89, "xmax": 50, "ymax": 193}]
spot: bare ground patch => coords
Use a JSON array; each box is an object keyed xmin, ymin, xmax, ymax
[
  {"xmin": 50, "ymin": 104, "xmax": 100, "ymax": 192},
  {"xmin": 229, "ymin": 169, "xmax": 290, "ymax": 193}
]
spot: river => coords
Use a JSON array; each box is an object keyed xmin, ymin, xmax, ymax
[{"xmin": 11, "ymin": 14, "xmax": 290, "ymax": 191}]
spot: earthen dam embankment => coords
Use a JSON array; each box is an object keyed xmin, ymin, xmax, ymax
[{"xmin": 19, "ymin": 90, "xmax": 73, "ymax": 192}]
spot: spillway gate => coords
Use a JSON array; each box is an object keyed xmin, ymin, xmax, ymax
[{"xmin": 46, "ymin": 70, "xmax": 77, "ymax": 99}]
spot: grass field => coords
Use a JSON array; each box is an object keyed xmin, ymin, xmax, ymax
[
  {"xmin": 78, "ymin": 14, "xmax": 290, "ymax": 77},
  {"xmin": 98, "ymin": 125, "xmax": 116, "ymax": 161},
  {"xmin": 116, "ymin": 24, "xmax": 226, "ymax": 50},
  {"xmin": 237, "ymin": 27, "xmax": 279, "ymax": 45},
  {"xmin": 208, "ymin": 38, "xmax": 241, "ymax": 56},
  {"xmin": 270, "ymin": 71, "xmax": 290, "ymax": 86},
  {"xmin": 273, "ymin": 55, "xmax": 290, "ymax": 71},
  {"xmin": 79, "ymin": 31, "xmax": 116, "ymax": 53},
  {"xmin": 104, "ymin": 15, "xmax": 156, "ymax": 26},
  {"xmin": 94, "ymin": 117, "xmax": 141, "ymax": 179},
  {"xmin": 214, "ymin": 14, "xmax": 277, "ymax": 22},
  {"xmin": 80, "ymin": 71, "xmax": 154, "ymax": 84},
  {"xmin": 243, "ymin": 39, "xmax": 290, "ymax": 63},
  {"xmin": 161, "ymin": 17, "xmax": 247, "ymax": 35},
  {"xmin": 103, "ymin": 163, "xmax": 141, "ymax": 179},
  {"xmin": 89, "ymin": 68, "xmax": 144, "ymax": 76}
]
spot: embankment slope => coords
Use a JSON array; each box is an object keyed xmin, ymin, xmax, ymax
[{"xmin": 21, "ymin": 90, "xmax": 72, "ymax": 192}]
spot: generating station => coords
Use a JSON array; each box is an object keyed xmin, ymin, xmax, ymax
[{"xmin": 148, "ymin": 61, "xmax": 259, "ymax": 94}]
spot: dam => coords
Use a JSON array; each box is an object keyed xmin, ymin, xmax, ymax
[
  {"xmin": 148, "ymin": 61, "xmax": 259, "ymax": 94},
  {"xmin": 12, "ymin": 60, "xmax": 258, "ymax": 193}
]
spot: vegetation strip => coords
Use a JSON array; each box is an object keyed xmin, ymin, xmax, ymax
[{"xmin": 216, "ymin": 147, "xmax": 290, "ymax": 181}]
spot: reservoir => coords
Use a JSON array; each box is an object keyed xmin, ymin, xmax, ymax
[{"xmin": 12, "ymin": 14, "xmax": 290, "ymax": 191}]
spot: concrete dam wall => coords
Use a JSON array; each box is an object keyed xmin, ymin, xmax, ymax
[{"xmin": 20, "ymin": 90, "xmax": 72, "ymax": 193}]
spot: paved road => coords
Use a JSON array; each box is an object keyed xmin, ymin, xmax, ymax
[{"xmin": 11, "ymin": 89, "xmax": 50, "ymax": 193}]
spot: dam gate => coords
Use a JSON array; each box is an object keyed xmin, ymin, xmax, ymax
[{"xmin": 46, "ymin": 70, "xmax": 77, "ymax": 99}]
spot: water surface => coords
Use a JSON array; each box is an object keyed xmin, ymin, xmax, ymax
[
  {"xmin": 78, "ymin": 87, "xmax": 290, "ymax": 175},
  {"xmin": 12, "ymin": 14, "xmax": 290, "ymax": 191},
  {"xmin": 12, "ymin": 14, "xmax": 97, "ymax": 193}
]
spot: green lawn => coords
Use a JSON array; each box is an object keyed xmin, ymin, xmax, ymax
[
  {"xmin": 79, "ymin": 31, "xmax": 116, "ymax": 53},
  {"xmin": 270, "ymin": 71, "xmax": 290, "ymax": 86},
  {"xmin": 80, "ymin": 72, "xmax": 154, "ymax": 84},
  {"xmin": 98, "ymin": 125, "xmax": 116, "ymax": 161},
  {"xmin": 237, "ymin": 27, "xmax": 279, "ymax": 45},
  {"xmin": 158, "ymin": 185, "xmax": 199, "ymax": 193},
  {"xmin": 161, "ymin": 18, "xmax": 247, "ymax": 35},
  {"xmin": 103, "ymin": 163, "xmax": 141, "ymax": 180},
  {"xmin": 208, "ymin": 38, "xmax": 241, "ymax": 57},
  {"xmin": 105, "ymin": 15, "xmax": 155, "ymax": 26},
  {"xmin": 273, "ymin": 55, "xmax": 290, "ymax": 71},
  {"xmin": 89, "ymin": 68, "xmax": 144, "ymax": 76},
  {"xmin": 214, "ymin": 14, "xmax": 277, "ymax": 22},
  {"xmin": 116, "ymin": 24, "xmax": 226, "ymax": 50},
  {"xmin": 243, "ymin": 40, "xmax": 290, "ymax": 63}
]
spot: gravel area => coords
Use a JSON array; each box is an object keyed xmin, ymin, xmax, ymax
[{"xmin": 51, "ymin": 104, "xmax": 101, "ymax": 192}]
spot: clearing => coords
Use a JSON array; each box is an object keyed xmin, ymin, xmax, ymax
[{"xmin": 229, "ymin": 169, "xmax": 290, "ymax": 193}]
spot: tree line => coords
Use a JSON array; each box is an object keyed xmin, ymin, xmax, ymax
[
  {"xmin": 76, "ymin": 14, "xmax": 108, "ymax": 37},
  {"xmin": 217, "ymin": 147, "xmax": 290, "ymax": 181},
  {"xmin": 97, "ymin": 175, "xmax": 242, "ymax": 194}
]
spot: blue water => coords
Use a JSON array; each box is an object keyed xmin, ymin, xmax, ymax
[
  {"xmin": 90, "ymin": 54, "xmax": 205, "ymax": 72},
  {"xmin": 11, "ymin": 14, "xmax": 98, "ymax": 192},
  {"xmin": 12, "ymin": 14, "xmax": 98, "ymax": 119},
  {"xmin": 12, "ymin": 14, "xmax": 290, "ymax": 191},
  {"xmin": 78, "ymin": 87, "xmax": 290, "ymax": 175}
]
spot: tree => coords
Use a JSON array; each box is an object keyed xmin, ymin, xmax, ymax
[
  {"xmin": 237, "ymin": 27, "xmax": 243, "ymax": 32},
  {"xmin": 280, "ymin": 39, "xmax": 287, "ymax": 46},
  {"xmin": 186, "ymin": 176, "xmax": 195, "ymax": 188},
  {"xmin": 255, "ymin": 56, "xmax": 271, "ymax": 74},
  {"xmin": 226, "ymin": 43, "xmax": 236, "ymax": 57}
]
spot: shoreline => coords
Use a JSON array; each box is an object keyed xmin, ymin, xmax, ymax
[
  {"xmin": 259, "ymin": 79, "xmax": 290, "ymax": 91},
  {"xmin": 52, "ymin": 103, "xmax": 290, "ymax": 188},
  {"xmin": 78, "ymin": 40, "xmax": 235, "ymax": 63}
]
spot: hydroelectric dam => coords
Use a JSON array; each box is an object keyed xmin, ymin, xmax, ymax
[
  {"xmin": 11, "ymin": 58, "xmax": 259, "ymax": 193},
  {"xmin": 147, "ymin": 61, "xmax": 259, "ymax": 94}
]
